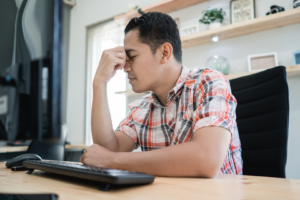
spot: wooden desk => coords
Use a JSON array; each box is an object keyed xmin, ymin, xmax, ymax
[
  {"xmin": 0, "ymin": 162, "xmax": 299, "ymax": 200},
  {"xmin": 0, "ymin": 144, "xmax": 89, "ymax": 153}
]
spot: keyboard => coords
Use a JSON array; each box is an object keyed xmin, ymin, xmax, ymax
[{"xmin": 23, "ymin": 160, "xmax": 155, "ymax": 188}]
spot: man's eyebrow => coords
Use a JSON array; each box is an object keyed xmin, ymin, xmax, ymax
[{"xmin": 125, "ymin": 49, "xmax": 137, "ymax": 53}]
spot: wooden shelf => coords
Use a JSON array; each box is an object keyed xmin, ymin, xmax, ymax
[
  {"xmin": 115, "ymin": 90, "xmax": 149, "ymax": 97},
  {"xmin": 115, "ymin": 65, "xmax": 300, "ymax": 96},
  {"xmin": 226, "ymin": 65, "xmax": 300, "ymax": 79},
  {"xmin": 114, "ymin": 0, "xmax": 208, "ymax": 25},
  {"xmin": 115, "ymin": 2, "xmax": 300, "ymax": 47},
  {"xmin": 181, "ymin": 8, "xmax": 300, "ymax": 48}
]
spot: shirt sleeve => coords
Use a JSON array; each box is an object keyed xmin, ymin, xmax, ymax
[
  {"xmin": 115, "ymin": 107, "xmax": 140, "ymax": 149},
  {"xmin": 193, "ymin": 70, "xmax": 237, "ymax": 135}
]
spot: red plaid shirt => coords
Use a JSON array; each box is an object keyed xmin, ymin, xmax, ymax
[{"xmin": 116, "ymin": 66, "xmax": 243, "ymax": 175}]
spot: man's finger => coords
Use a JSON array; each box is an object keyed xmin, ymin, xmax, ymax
[
  {"xmin": 114, "ymin": 57, "xmax": 126, "ymax": 70},
  {"xmin": 111, "ymin": 46, "xmax": 125, "ymax": 53},
  {"xmin": 80, "ymin": 155, "xmax": 83, "ymax": 163},
  {"xmin": 111, "ymin": 51, "xmax": 126, "ymax": 60}
]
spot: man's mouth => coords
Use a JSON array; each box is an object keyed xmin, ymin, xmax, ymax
[{"xmin": 128, "ymin": 77, "xmax": 136, "ymax": 83}]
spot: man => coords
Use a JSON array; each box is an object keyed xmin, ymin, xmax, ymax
[{"xmin": 80, "ymin": 12, "xmax": 242, "ymax": 177}]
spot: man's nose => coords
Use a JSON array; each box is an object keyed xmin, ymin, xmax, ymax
[{"xmin": 123, "ymin": 60, "xmax": 131, "ymax": 72}]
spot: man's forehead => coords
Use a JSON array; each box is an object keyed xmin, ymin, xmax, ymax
[
  {"xmin": 124, "ymin": 29, "xmax": 150, "ymax": 52},
  {"xmin": 125, "ymin": 29, "xmax": 139, "ymax": 39},
  {"xmin": 124, "ymin": 29, "xmax": 140, "ymax": 45},
  {"xmin": 124, "ymin": 40, "xmax": 141, "ymax": 52}
]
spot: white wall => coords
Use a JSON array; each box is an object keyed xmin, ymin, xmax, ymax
[{"xmin": 68, "ymin": 0, "xmax": 300, "ymax": 179}]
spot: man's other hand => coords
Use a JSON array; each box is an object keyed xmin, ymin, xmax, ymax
[
  {"xmin": 80, "ymin": 144, "xmax": 116, "ymax": 168},
  {"xmin": 93, "ymin": 46, "xmax": 127, "ymax": 85}
]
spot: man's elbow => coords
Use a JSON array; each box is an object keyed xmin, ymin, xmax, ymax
[
  {"xmin": 200, "ymin": 166, "xmax": 220, "ymax": 178},
  {"xmin": 195, "ymin": 157, "xmax": 221, "ymax": 178}
]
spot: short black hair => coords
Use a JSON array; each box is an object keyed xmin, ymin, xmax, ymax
[{"xmin": 125, "ymin": 12, "xmax": 182, "ymax": 63}]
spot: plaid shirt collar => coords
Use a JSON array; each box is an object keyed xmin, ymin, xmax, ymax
[{"xmin": 147, "ymin": 66, "xmax": 191, "ymax": 107}]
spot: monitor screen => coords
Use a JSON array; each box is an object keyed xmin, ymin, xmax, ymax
[
  {"xmin": 0, "ymin": 0, "xmax": 62, "ymax": 142},
  {"xmin": 0, "ymin": 0, "xmax": 54, "ymax": 72}
]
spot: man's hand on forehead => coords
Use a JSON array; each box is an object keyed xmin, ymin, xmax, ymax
[
  {"xmin": 93, "ymin": 46, "xmax": 128, "ymax": 85},
  {"xmin": 112, "ymin": 46, "xmax": 130, "ymax": 61}
]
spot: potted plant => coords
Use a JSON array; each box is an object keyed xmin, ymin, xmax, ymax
[
  {"xmin": 199, "ymin": 8, "xmax": 226, "ymax": 29},
  {"xmin": 127, "ymin": 3, "xmax": 138, "ymax": 12}
]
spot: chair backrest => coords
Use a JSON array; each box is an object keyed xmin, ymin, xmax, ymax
[
  {"xmin": 27, "ymin": 124, "xmax": 68, "ymax": 161},
  {"xmin": 229, "ymin": 66, "xmax": 289, "ymax": 178}
]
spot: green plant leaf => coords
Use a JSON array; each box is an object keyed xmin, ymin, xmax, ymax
[{"xmin": 199, "ymin": 8, "xmax": 226, "ymax": 24}]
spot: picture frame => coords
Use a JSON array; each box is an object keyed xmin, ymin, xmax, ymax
[
  {"xmin": 247, "ymin": 52, "xmax": 278, "ymax": 72},
  {"xmin": 180, "ymin": 24, "xmax": 198, "ymax": 37},
  {"xmin": 230, "ymin": 0, "xmax": 256, "ymax": 24},
  {"xmin": 293, "ymin": 50, "xmax": 300, "ymax": 65}
]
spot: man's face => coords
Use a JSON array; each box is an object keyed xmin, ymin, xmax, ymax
[{"xmin": 124, "ymin": 29, "xmax": 163, "ymax": 93}]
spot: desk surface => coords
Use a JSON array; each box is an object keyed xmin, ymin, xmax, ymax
[
  {"xmin": 0, "ymin": 162, "xmax": 299, "ymax": 200},
  {"xmin": 0, "ymin": 144, "xmax": 89, "ymax": 153}
]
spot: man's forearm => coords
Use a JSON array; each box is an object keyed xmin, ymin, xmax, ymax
[
  {"xmin": 81, "ymin": 127, "xmax": 230, "ymax": 177},
  {"xmin": 91, "ymin": 83, "xmax": 118, "ymax": 151},
  {"xmin": 112, "ymin": 141, "xmax": 220, "ymax": 177}
]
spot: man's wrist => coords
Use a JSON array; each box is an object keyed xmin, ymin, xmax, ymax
[
  {"xmin": 111, "ymin": 152, "xmax": 126, "ymax": 170},
  {"xmin": 93, "ymin": 80, "xmax": 107, "ymax": 91}
]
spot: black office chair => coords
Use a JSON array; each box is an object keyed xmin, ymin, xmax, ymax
[
  {"xmin": 26, "ymin": 124, "xmax": 68, "ymax": 161},
  {"xmin": 230, "ymin": 66, "xmax": 289, "ymax": 178}
]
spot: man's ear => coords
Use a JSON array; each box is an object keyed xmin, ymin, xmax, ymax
[{"xmin": 161, "ymin": 43, "xmax": 173, "ymax": 65}]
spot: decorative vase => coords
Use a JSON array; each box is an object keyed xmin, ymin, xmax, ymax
[
  {"xmin": 208, "ymin": 22, "xmax": 222, "ymax": 30},
  {"xmin": 205, "ymin": 55, "xmax": 230, "ymax": 75}
]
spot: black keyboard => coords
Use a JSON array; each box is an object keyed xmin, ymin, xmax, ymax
[{"xmin": 23, "ymin": 160, "xmax": 155, "ymax": 188}]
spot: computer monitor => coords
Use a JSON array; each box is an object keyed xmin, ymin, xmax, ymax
[{"xmin": 0, "ymin": 0, "xmax": 62, "ymax": 143}]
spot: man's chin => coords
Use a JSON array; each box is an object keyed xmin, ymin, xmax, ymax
[{"xmin": 132, "ymin": 85, "xmax": 146, "ymax": 94}]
